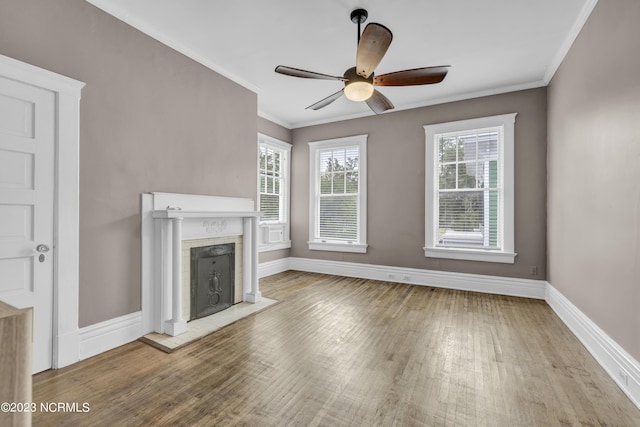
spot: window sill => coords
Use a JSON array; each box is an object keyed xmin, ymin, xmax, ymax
[
  {"xmin": 259, "ymin": 241, "xmax": 291, "ymax": 253},
  {"xmin": 424, "ymin": 247, "xmax": 516, "ymax": 264},
  {"xmin": 308, "ymin": 241, "xmax": 368, "ymax": 254}
]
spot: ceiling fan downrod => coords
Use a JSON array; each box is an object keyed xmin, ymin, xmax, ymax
[{"xmin": 350, "ymin": 8, "xmax": 368, "ymax": 44}]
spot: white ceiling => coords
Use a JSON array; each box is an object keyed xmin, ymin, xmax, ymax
[{"xmin": 86, "ymin": 0, "xmax": 595, "ymax": 129}]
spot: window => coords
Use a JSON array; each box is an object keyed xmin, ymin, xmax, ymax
[
  {"xmin": 424, "ymin": 113, "xmax": 517, "ymax": 263},
  {"xmin": 258, "ymin": 134, "xmax": 291, "ymax": 251},
  {"xmin": 308, "ymin": 135, "xmax": 367, "ymax": 253}
]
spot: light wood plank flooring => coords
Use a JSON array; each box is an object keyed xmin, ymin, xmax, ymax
[{"xmin": 33, "ymin": 271, "xmax": 640, "ymax": 426}]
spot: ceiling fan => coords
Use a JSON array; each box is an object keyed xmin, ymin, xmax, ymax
[{"xmin": 275, "ymin": 8, "xmax": 450, "ymax": 114}]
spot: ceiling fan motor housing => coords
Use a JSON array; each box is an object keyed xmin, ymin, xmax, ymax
[
  {"xmin": 344, "ymin": 67, "xmax": 373, "ymax": 85},
  {"xmin": 343, "ymin": 67, "xmax": 374, "ymax": 102}
]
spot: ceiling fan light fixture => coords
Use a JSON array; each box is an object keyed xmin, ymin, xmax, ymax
[{"xmin": 344, "ymin": 81, "xmax": 374, "ymax": 102}]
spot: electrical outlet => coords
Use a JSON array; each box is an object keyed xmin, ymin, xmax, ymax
[{"xmin": 530, "ymin": 266, "xmax": 538, "ymax": 276}]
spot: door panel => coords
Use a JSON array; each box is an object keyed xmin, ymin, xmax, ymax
[
  {"xmin": 0, "ymin": 258, "xmax": 32, "ymax": 293},
  {"xmin": 0, "ymin": 93, "xmax": 35, "ymax": 138},
  {"xmin": 0, "ymin": 76, "xmax": 55, "ymax": 373},
  {"xmin": 0, "ymin": 150, "xmax": 34, "ymax": 190}
]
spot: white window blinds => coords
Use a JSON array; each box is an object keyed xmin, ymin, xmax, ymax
[
  {"xmin": 317, "ymin": 146, "xmax": 360, "ymax": 241},
  {"xmin": 259, "ymin": 143, "xmax": 286, "ymax": 222}
]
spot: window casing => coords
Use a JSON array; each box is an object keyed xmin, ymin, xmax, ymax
[
  {"xmin": 308, "ymin": 135, "xmax": 367, "ymax": 253},
  {"xmin": 258, "ymin": 134, "xmax": 291, "ymax": 251},
  {"xmin": 424, "ymin": 114, "xmax": 517, "ymax": 263}
]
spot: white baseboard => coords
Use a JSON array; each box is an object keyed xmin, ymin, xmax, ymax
[
  {"xmin": 258, "ymin": 257, "xmax": 291, "ymax": 278},
  {"xmin": 78, "ymin": 311, "xmax": 143, "ymax": 361},
  {"xmin": 546, "ymin": 284, "xmax": 640, "ymax": 408},
  {"xmin": 288, "ymin": 257, "xmax": 546, "ymax": 299}
]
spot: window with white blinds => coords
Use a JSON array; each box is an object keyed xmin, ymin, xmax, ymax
[
  {"xmin": 424, "ymin": 114, "xmax": 517, "ymax": 264},
  {"xmin": 437, "ymin": 130, "xmax": 501, "ymax": 250},
  {"xmin": 257, "ymin": 134, "xmax": 291, "ymax": 251},
  {"xmin": 309, "ymin": 135, "xmax": 367, "ymax": 253},
  {"xmin": 259, "ymin": 143, "xmax": 284, "ymax": 222}
]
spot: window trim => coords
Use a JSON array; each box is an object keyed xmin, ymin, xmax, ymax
[
  {"xmin": 257, "ymin": 133, "xmax": 291, "ymax": 252},
  {"xmin": 424, "ymin": 113, "xmax": 517, "ymax": 264},
  {"xmin": 308, "ymin": 134, "xmax": 368, "ymax": 253}
]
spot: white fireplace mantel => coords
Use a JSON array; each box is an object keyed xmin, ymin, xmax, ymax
[
  {"xmin": 152, "ymin": 210, "xmax": 262, "ymax": 220},
  {"xmin": 141, "ymin": 193, "xmax": 262, "ymax": 337}
]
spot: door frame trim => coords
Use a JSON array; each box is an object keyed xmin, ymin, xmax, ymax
[{"xmin": 0, "ymin": 54, "xmax": 85, "ymax": 368}]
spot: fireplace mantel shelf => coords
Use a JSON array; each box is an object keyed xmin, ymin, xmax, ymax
[{"xmin": 152, "ymin": 210, "xmax": 261, "ymax": 219}]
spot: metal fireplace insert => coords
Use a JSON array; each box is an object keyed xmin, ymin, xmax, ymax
[{"xmin": 190, "ymin": 243, "xmax": 235, "ymax": 320}]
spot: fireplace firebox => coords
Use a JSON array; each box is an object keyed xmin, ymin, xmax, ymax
[{"xmin": 190, "ymin": 244, "xmax": 235, "ymax": 320}]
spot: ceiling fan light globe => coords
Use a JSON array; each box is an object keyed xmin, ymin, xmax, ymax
[{"xmin": 344, "ymin": 81, "xmax": 374, "ymax": 102}]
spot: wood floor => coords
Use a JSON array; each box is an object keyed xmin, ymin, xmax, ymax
[{"xmin": 34, "ymin": 271, "xmax": 640, "ymax": 426}]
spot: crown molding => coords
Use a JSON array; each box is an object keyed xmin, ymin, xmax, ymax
[{"xmin": 544, "ymin": 0, "xmax": 599, "ymax": 83}]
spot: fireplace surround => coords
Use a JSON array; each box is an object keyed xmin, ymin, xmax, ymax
[{"xmin": 141, "ymin": 192, "xmax": 261, "ymax": 337}]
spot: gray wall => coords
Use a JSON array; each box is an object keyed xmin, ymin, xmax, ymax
[
  {"xmin": 257, "ymin": 117, "xmax": 293, "ymax": 263},
  {"xmin": 291, "ymin": 88, "xmax": 547, "ymax": 279},
  {"xmin": 0, "ymin": 0, "xmax": 258, "ymax": 327},
  {"xmin": 547, "ymin": 0, "xmax": 640, "ymax": 360}
]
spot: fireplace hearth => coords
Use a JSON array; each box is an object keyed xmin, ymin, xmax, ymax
[{"xmin": 190, "ymin": 244, "xmax": 235, "ymax": 320}]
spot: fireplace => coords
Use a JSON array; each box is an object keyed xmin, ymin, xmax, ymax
[
  {"xmin": 141, "ymin": 192, "xmax": 262, "ymax": 337},
  {"xmin": 190, "ymin": 243, "xmax": 235, "ymax": 320}
]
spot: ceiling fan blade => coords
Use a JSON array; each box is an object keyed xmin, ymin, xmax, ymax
[
  {"xmin": 275, "ymin": 65, "xmax": 347, "ymax": 81},
  {"xmin": 306, "ymin": 89, "xmax": 345, "ymax": 110},
  {"xmin": 374, "ymin": 66, "xmax": 450, "ymax": 86},
  {"xmin": 356, "ymin": 23, "xmax": 393, "ymax": 79},
  {"xmin": 366, "ymin": 89, "xmax": 394, "ymax": 114}
]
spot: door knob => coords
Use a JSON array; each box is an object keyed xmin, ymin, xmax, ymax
[{"xmin": 36, "ymin": 244, "xmax": 50, "ymax": 253}]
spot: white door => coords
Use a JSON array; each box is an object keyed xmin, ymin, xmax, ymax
[{"xmin": 0, "ymin": 75, "xmax": 55, "ymax": 373}]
